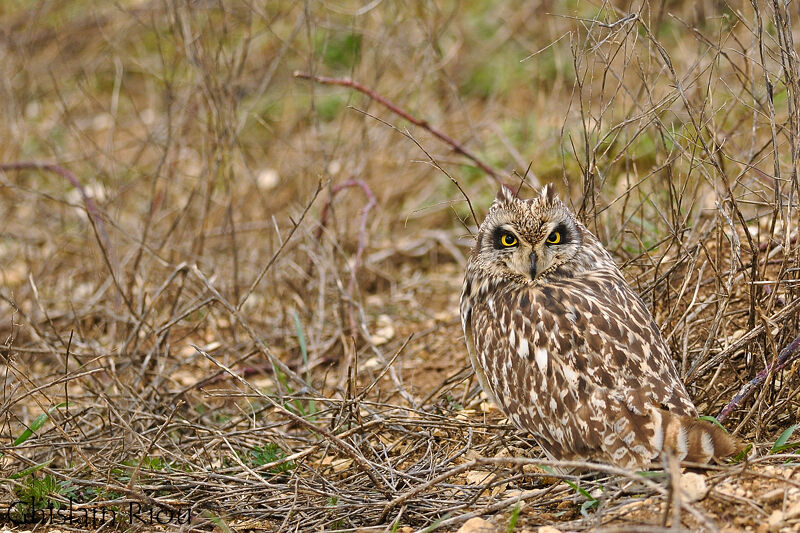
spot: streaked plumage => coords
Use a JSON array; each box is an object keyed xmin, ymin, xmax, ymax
[{"xmin": 460, "ymin": 184, "xmax": 737, "ymax": 468}]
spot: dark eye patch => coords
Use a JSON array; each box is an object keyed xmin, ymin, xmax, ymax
[
  {"xmin": 547, "ymin": 223, "xmax": 571, "ymax": 245},
  {"xmin": 492, "ymin": 226, "xmax": 517, "ymax": 249}
]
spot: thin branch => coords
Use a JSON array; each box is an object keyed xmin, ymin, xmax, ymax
[
  {"xmin": 293, "ymin": 71, "xmax": 503, "ymax": 185},
  {"xmin": 0, "ymin": 161, "xmax": 113, "ymax": 268},
  {"xmin": 195, "ymin": 345, "xmax": 392, "ymax": 496},
  {"xmin": 315, "ymin": 179, "xmax": 376, "ymax": 337},
  {"xmin": 316, "ymin": 179, "xmax": 376, "ymax": 294},
  {"xmin": 718, "ymin": 331, "xmax": 800, "ymax": 422}
]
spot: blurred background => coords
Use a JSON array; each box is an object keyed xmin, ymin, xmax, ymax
[{"xmin": 1, "ymin": 0, "xmax": 799, "ymax": 530}]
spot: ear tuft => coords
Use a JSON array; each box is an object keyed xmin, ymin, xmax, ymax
[
  {"xmin": 540, "ymin": 183, "xmax": 558, "ymax": 206},
  {"xmin": 492, "ymin": 184, "xmax": 516, "ymax": 207}
]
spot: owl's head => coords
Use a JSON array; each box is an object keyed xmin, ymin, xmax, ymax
[{"xmin": 470, "ymin": 184, "xmax": 584, "ymax": 282}]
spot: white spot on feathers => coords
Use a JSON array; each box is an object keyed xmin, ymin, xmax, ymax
[
  {"xmin": 562, "ymin": 365, "xmax": 578, "ymax": 387},
  {"xmin": 701, "ymin": 431, "xmax": 714, "ymax": 457},
  {"xmin": 535, "ymin": 347, "xmax": 548, "ymax": 372},
  {"xmin": 517, "ymin": 339, "xmax": 529, "ymax": 359},
  {"xmin": 676, "ymin": 426, "xmax": 689, "ymax": 458}
]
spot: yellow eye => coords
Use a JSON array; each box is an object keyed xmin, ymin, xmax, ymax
[
  {"xmin": 500, "ymin": 233, "xmax": 518, "ymax": 247},
  {"xmin": 546, "ymin": 231, "xmax": 561, "ymax": 244}
]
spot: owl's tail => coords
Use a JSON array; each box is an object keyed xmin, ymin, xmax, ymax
[{"xmin": 656, "ymin": 409, "xmax": 741, "ymax": 464}]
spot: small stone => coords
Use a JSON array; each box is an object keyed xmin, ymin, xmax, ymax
[
  {"xmin": 768, "ymin": 509, "xmax": 783, "ymax": 531},
  {"xmin": 785, "ymin": 500, "xmax": 800, "ymax": 520},
  {"xmin": 369, "ymin": 314, "xmax": 395, "ymax": 346},
  {"xmin": 327, "ymin": 160, "xmax": 342, "ymax": 175},
  {"xmin": 141, "ymin": 108, "xmax": 156, "ymax": 124},
  {"xmin": 456, "ymin": 517, "xmax": 498, "ymax": 533},
  {"xmin": 679, "ymin": 471, "xmax": 708, "ymax": 502},
  {"xmin": 24, "ymin": 101, "xmax": 40, "ymax": 119},
  {"xmin": 537, "ymin": 527, "xmax": 564, "ymax": 533},
  {"xmin": 762, "ymin": 488, "xmax": 786, "ymax": 504},
  {"xmin": 92, "ymin": 112, "xmax": 113, "ymax": 130},
  {"xmin": 257, "ymin": 168, "xmax": 279, "ymax": 189}
]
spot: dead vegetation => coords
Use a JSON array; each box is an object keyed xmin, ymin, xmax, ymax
[{"xmin": 0, "ymin": 0, "xmax": 799, "ymax": 531}]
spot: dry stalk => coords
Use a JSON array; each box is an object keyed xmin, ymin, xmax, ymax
[{"xmin": 293, "ymin": 71, "xmax": 504, "ymax": 185}]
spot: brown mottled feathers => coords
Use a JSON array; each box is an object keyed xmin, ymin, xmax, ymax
[{"xmin": 460, "ymin": 185, "xmax": 739, "ymax": 468}]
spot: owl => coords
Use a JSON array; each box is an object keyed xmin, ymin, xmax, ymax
[{"xmin": 460, "ymin": 184, "xmax": 738, "ymax": 469}]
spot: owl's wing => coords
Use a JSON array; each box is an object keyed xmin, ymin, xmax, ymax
[
  {"xmin": 473, "ymin": 273, "xmax": 699, "ymax": 466},
  {"xmin": 461, "ymin": 294, "xmax": 502, "ymax": 409},
  {"xmin": 548, "ymin": 273, "xmax": 696, "ymax": 415}
]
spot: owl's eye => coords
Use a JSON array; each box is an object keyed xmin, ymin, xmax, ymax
[
  {"xmin": 546, "ymin": 231, "xmax": 562, "ymax": 245},
  {"xmin": 500, "ymin": 233, "xmax": 518, "ymax": 247}
]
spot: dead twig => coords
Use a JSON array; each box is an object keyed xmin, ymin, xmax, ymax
[
  {"xmin": 293, "ymin": 71, "xmax": 503, "ymax": 185},
  {"xmin": 315, "ymin": 178, "xmax": 377, "ymax": 331},
  {"xmin": 0, "ymin": 161, "xmax": 112, "ymax": 262},
  {"xmin": 718, "ymin": 331, "xmax": 800, "ymax": 422},
  {"xmin": 194, "ymin": 345, "xmax": 392, "ymax": 497}
]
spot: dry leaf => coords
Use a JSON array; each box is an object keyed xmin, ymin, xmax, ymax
[{"xmin": 465, "ymin": 470, "xmax": 492, "ymax": 485}]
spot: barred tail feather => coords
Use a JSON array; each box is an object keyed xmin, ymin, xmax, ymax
[{"xmin": 657, "ymin": 409, "xmax": 740, "ymax": 464}]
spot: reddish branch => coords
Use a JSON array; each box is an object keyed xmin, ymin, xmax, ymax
[
  {"xmin": 314, "ymin": 179, "xmax": 377, "ymax": 350},
  {"xmin": 759, "ymin": 232, "xmax": 798, "ymax": 251},
  {"xmin": 315, "ymin": 179, "xmax": 376, "ymax": 334},
  {"xmin": 717, "ymin": 331, "xmax": 800, "ymax": 422},
  {"xmin": 294, "ymin": 71, "xmax": 503, "ymax": 185},
  {"xmin": 0, "ymin": 161, "xmax": 113, "ymax": 259}
]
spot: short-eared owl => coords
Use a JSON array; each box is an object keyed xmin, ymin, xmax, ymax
[{"xmin": 460, "ymin": 185, "xmax": 737, "ymax": 468}]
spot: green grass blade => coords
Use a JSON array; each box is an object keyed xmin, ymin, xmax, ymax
[
  {"xmin": 541, "ymin": 465, "xmax": 598, "ymax": 516},
  {"xmin": 507, "ymin": 503, "xmax": 521, "ymax": 532},
  {"xmin": 771, "ymin": 442, "xmax": 800, "ymax": 454},
  {"xmin": 420, "ymin": 514, "xmax": 448, "ymax": 533},
  {"xmin": 13, "ymin": 403, "xmax": 68, "ymax": 446},
  {"xmin": 581, "ymin": 498, "xmax": 599, "ymax": 516},
  {"xmin": 202, "ymin": 510, "xmax": 234, "ymax": 533},
  {"xmin": 772, "ymin": 424, "xmax": 800, "ymax": 453},
  {"xmin": 9, "ymin": 459, "xmax": 54, "ymax": 479},
  {"xmin": 292, "ymin": 310, "xmax": 317, "ymax": 416},
  {"xmin": 731, "ymin": 443, "xmax": 753, "ymax": 463},
  {"xmin": 292, "ymin": 310, "xmax": 308, "ymax": 374},
  {"xmin": 698, "ymin": 415, "xmax": 728, "ymax": 432}
]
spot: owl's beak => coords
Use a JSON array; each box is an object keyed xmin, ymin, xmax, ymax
[{"xmin": 529, "ymin": 250, "xmax": 537, "ymax": 279}]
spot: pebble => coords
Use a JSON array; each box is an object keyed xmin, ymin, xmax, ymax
[
  {"xmin": 537, "ymin": 527, "xmax": 564, "ymax": 533},
  {"xmin": 767, "ymin": 509, "xmax": 783, "ymax": 531},
  {"xmin": 679, "ymin": 471, "xmax": 708, "ymax": 502},
  {"xmin": 456, "ymin": 517, "xmax": 498, "ymax": 533}
]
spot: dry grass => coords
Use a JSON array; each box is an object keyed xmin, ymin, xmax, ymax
[{"xmin": 0, "ymin": 0, "xmax": 799, "ymax": 531}]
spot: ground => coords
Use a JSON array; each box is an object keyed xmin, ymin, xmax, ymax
[{"xmin": 1, "ymin": 1, "xmax": 800, "ymax": 531}]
